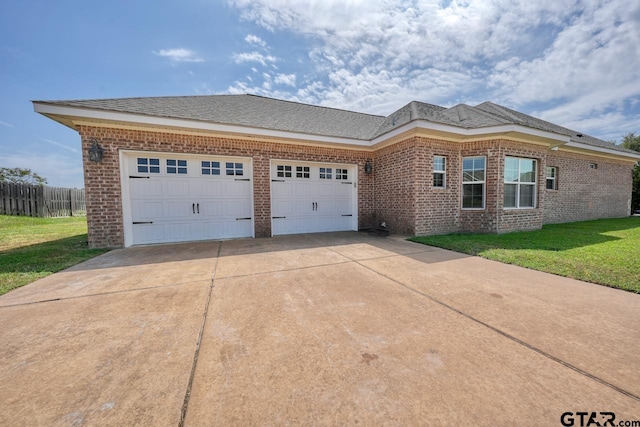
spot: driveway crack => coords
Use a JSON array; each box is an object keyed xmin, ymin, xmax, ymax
[{"xmin": 179, "ymin": 241, "xmax": 221, "ymax": 427}]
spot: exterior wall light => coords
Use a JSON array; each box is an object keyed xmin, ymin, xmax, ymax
[
  {"xmin": 364, "ymin": 160, "xmax": 372, "ymax": 174},
  {"xmin": 88, "ymin": 139, "xmax": 104, "ymax": 163}
]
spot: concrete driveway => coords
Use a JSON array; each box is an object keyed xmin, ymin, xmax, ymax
[{"xmin": 1, "ymin": 232, "xmax": 639, "ymax": 426}]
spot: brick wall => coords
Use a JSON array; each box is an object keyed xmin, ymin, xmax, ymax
[
  {"xmin": 414, "ymin": 138, "xmax": 460, "ymax": 235},
  {"xmin": 373, "ymin": 139, "xmax": 417, "ymax": 234},
  {"xmin": 78, "ymin": 125, "xmax": 634, "ymax": 247},
  {"xmin": 79, "ymin": 126, "xmax": 375, "ymax": 247},
  {"xmin": 544, "ymin": 151, "xmax": 632, "ymax": 224}
]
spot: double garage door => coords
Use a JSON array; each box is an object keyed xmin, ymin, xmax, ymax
[{"xmin": 122, "ymin": 152, "xmax": 357, "ymax": 246}]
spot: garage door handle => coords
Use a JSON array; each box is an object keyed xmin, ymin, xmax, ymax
[
  {"xmin": 129, "ymin": 176, "xmax": 150, "ymax": 179},
  {"xmin": 132, "ymin": 221, "xmax": 153, "ymax": 224},
  {"xmin": 236, "ymin": 217, "xmax": 252, "ymax": 220},
  {"xmin": 271, "ymin": 179, "xmax": 285, "ymax": 182},
  {"xmin": 197, "ymin": 203, "xmax": 200, "ymax": 214},
  {"xmin": 341, "ymin": 214, "xmax": 352, "ymax": 217},
  {"xmin": 341, "ymin": 181, "xmax": 352, "ymax": 184},
  {"xmin": 235, "ymin": 178, "xmax": 250, "ymax": 181},
  {"xmin": 272, "ymin": 216, "xmax": 286, "ymax": 219},
  {"xmin": 192, "ymin": 203, "xmax": 195, "ymax": 214}
]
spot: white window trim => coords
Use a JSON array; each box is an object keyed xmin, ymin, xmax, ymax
[
  {"xmin": 433, "ymin": 155, "xmax": 446, "ymax": 188},
  {"xmin": 546, "ymin": 166, "xmax": 558, "ymax": 191},
  {"xmin": 461, "ymin": 156, "xmax": 486, "ymax": 210},
  {"xmin": 504, "ymin": 157, "xmax": 537, "ymax": 209}
]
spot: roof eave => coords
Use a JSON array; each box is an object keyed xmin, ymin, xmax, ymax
[
  {"xmin": 371, "ymin": 119, "xmax": 570, "ymax": 145},
  {"xmin": 564, "ymin": 141, "xmax": 640, "ymax": 160},
  {"xmin": 32, "ymin": 101, "xmax": 373, "ymax": 147}
]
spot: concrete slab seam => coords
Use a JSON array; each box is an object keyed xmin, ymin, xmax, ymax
[
  {"xmin": 179, "ymin": 241, "xmax": 221, "ymax": 427},
  {"xmin": 218, "ymin": 260, "xmax": 353, "ymax": 279},
  {"xmin": 302, "ymin": 235, "xmax": 640, "ymax": 404},
  {"xmin": 0, "ymin": 281, "xmax": 202, "ymax": 309}
]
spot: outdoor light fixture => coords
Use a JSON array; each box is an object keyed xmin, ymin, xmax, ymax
[
  {"xmin": 364, "ymin": 160, "xmax": 372, "ymax": 174},
  {"xmin": 88, "ymin": 139, "xmax": 104, "ymax": 163}
]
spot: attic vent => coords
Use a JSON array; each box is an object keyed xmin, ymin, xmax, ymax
[{"xmin": 576, "ymin": 133, "xmax": 583, "ymax": 138}]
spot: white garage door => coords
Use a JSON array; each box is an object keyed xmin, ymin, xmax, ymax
[
  {"xmin": 271, "ymin": 161, "xmax": 357, "ymax": 235},
  {"xmin": 122, "ymin": 152, "xmax": 253, "ymax": 246}
]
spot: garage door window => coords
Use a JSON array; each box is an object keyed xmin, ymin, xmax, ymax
[
  {"xmin": 201, "ymin": 161, "xmax": 221, "ymax": 175},
  {"xmin": 296, "ymin": 166, "xmax": 310, "ymax": 178},
  {"xmin": 319, "ymin": 167, "xmax": 332, "ymax": 179},
  {"xmin": 166, "ymin": 159, "xmax": 187, "ymax": 174},
  {"xmin": 336, "ymin": 169, "xmax": 348, "ymax": 180},
  {"xmin": 277, "ymin": 165, "xmax": 292, "ymax": 178},
  {"xmin": 137, "ymin": 157, "xmax": 160, "ymax": 174},
  {"xmin": 226, "ymin": 162, "xmax": 244, "ymax": 176}
]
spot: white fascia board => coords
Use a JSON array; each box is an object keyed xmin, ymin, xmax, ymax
[
  {"xmin": 370, "ymin": 120, "xmax": 570, "ymax": 145},
  {"xmin": 33, "ymin": 102, "xmax": 372, "ymax": 147},
  {"xmin": 565, "ymin": 141, "xmax": 640, "ymax": 160}
]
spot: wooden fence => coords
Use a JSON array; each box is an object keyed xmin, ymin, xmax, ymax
[{"xmin": 0, "ymin": 183, "xmax": 86, "ymax": 217}]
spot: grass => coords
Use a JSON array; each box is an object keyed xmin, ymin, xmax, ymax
[
  {"xmin": 0, "ymin": 215, "xmax": 109, "ymax": 296},
  {"xmin": 410, "ymin": 217, "xmax": 640, "ymax": 293}
]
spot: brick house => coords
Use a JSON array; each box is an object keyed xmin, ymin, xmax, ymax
[{"xmin": 33, "ymin": 95, "xmax": 640, "ymax": 248}]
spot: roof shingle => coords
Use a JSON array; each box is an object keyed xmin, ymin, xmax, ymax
[{"xmin": 36, "ymin": 94, "xmax": 635, "ymax": 155}]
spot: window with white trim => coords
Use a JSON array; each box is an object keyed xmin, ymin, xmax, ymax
[
  {"xmin": 319, "ymin": 167, "xmax": 332, "ymax": 179},
  {"xmin": 336, "ymin": 168, "xmax": 348, "ymax": 180},
  {"xmin": 462, "ymin": 156, "xmax": 485, "ymax": 209},
  {"xmin": 504, "ymin": 157, "xmax": 537, "ymax": 208},
  {"xmin": 226, "ymin": 162, "xmax": 244, "ymax": 176},
  {"xmin": 433, "ymin": 156, "xmax": 446, "ymax": 188},
  {"xmin": 166, "ymin": 159, "xmax": 187, "ymax": 174},
  {"xmin": 201, "ymin": 161, "xmax": 221, "ymax": 176},
  {"xmin": 137, "ymin": 157, "xmax": 160, "ymax": 174},
  {"xmin": 546, "ymin": 166, "xmax": 557, "ymax": 190}
]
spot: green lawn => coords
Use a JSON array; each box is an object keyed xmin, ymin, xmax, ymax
[
  {"xmin": 0, "ymin": 215, "xmax": 109, "ymax": 296},
  {"xmin": 410, "ymin": 217, "xmax": 640, "ymax": 293}
]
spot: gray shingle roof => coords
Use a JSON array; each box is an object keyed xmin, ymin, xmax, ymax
[
  {"xmin": 474, "ymin": 102, "xmax": 637, "ymax": 153},
  {"xmin": 36, "ymin": 94, "xmax": 635, "ymax": 155},
  {"xmin": 39, "ymin": 94, "xmax": 386, "ymax": 140}
]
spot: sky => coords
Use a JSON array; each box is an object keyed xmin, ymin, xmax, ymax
[{"xmin": 1, "ymin": 0, "xmax": 639, "ymax": 188}]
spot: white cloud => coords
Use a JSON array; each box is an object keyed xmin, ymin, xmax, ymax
[
  {"xmin": 245, "ymin": 34, "xmax": 268, "ymax": 49},
  {"xmin": 227, "ymin": 0, "xmax": 640, "ymax": 140},
  {"xmin": 153, "ymin": 48, "xmax": 204, "ymax": 63},
  {"xmin": 274, "ymin": 73, "xmax": 296, "ymax": 86},
  {"xmin": 232, "ymin": 51, "xmax": 278, "ymax": 66},
  {"xmin": 42, "ymin": 138, "xmax": 78, "ymax": 153},
  {"xmin": 0, "ymin": 120, "xmax": 14, "ymax": 128}
]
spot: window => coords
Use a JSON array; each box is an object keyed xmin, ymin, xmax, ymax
[
  {"xmin": 336, "ymin": 168, "xmax": 348, "ymax": 180},
  {"xmin": 319, "ymin": 167, "xmax": 332, "ymax": 179},
  {"xmin": 296, "ymin": 166, "xmax": 310, "ymax": 178},
  {"xmin": 201, "ymin": 161, "xmax": 221, "ymax": 176},
  {"xmin": 462, "ymin": 156, "xmax": 485, "ymax": 209},
  {"xmin": 504, "ymin": 157, "xmax": 537, "ymax": 208},
  {"xmin": 137, "ymin": 157, "xmax": 160, "ymax": 174},
  {"xmin": 226, "ymin": 162, "xmax": 243, "ymax": 176},
  {"xmin": 546, "ymin": 166, "xmax": 557, "ymax": 190},
  {"xmin": 167, "ymin": 159, "xmax": 187, "ymax": 174},
  {"xmin": 433, "ymin": 156, "xmax": 446, "ymax": 188},
  {"xmin": 276, "ymin": 165, "xmax": 292, "ymax": 178}
]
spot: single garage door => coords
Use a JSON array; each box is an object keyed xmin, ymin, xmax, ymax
[
  {"xmin": 123, "ymin": 152, "xmax": 253, "ymax": 245},
  {"xmin": 270, "ymin": 161, "xmax": 357, "ymax": 235}
]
